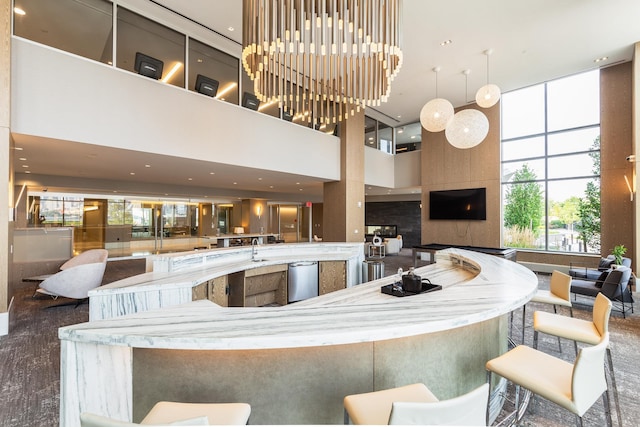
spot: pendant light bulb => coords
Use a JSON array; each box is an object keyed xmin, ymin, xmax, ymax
[{"xmin": 476, "ymin": 49, "xmax": 501, "ymax": 108}]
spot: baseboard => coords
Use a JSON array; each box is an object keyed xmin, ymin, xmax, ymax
[
  {"xmin": 518, "ymin": 261, "xmax": 570, "ymax": 275},
  {"xmin": 0, "ymin": 296, "xmax": 14, "ymax": 336}
]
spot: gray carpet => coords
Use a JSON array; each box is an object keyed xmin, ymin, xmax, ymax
[{"xmin": 1, "ymin": 252, "xmax": 638, "ymax": 426}]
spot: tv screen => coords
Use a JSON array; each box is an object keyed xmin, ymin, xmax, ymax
[
  {"xmin": 195, "ymin": 74, "xmax": 219, "ymax": 97},
  {"xmin": 134, "ymin": 52, "xmax": 163, "ymax": 80},
  {"xmin": 242, "ymin": 92, "xmax": 260, "ymax": 110},
  {"xmin": 429, "ymin": 188, "xmax": 487, "ymax": 220}
]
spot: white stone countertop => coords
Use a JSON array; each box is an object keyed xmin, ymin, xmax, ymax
[
  {"xmin": 63, "ymin": 249, "xmax": 537, "ymax": 350},
  {"xmin": 90, "ymin": 243, "xmax": 362, "ymax": 296}
]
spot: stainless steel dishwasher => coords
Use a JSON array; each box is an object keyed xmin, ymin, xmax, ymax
[{"xmin": 288, "ymin": 261, "xmax": 319, "ymax": 302}]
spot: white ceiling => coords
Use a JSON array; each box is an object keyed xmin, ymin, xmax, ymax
[{"xmin": 13, "ymin": 0, "xmax": 640, "ymax": 201}]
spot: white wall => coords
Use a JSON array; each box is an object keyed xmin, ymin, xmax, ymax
[{"xmin": 11, "ymin": 39, "xmax": 340, "ymax": 181}]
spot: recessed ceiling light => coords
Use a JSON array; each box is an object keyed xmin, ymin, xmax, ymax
[
  {"xmin": 228, "ymin": 26, "xmax": 235, "ymax": 31},
  {"xmin": 594, "ymin": 56, "xmax": 609, "ymax": 63},
  {"xmin": 296, "ymin": 182, "xmax": 300, "ymax": 185},
  {"xmin": 269, "ymin": 185, "xmax": 274, "ymax": 188},
  {"xmin": 130, "ymin": 172, "xmax": 135, "ymax": 175},
  {"xmin": 299, "ymin": 188, "xmax": 303, "ymax": 191},
  {"xmin": 22, "ymin": 165, "xmax": 29, "ymax": 168},
  {"xmin": 410, "ymin": 135, "xmax": 416, "ymax": 139},
  {"xmin": 440, "ymin": 39, "xmax": 452, "ymax": 46},
  {"xmin": 145, "ymin": 164, "xmax": 151, "ymax": 168},
  {"xmin": 14, "ymin": 7, "xmax": 26, "ymax": 15},
  {"xmin": 197, "ymin": 58, "xmax": 203, "ymax": 63},
  {"xmin": 188, "ymin": 178, "xmax": 193, "ymax": 181},
  {"xmin": 19, "ymin": 157, "xmax": 26, "ymax": 161},
  {"xmin": 398, "ymin": 129, "xmax": 403, "ymax": 134},
  {"xmin": 258, "ymin": 177, "xmax": 263, "ymax": 180},
  {"xmin": 233, "ymin": 182, "xmax": 238, "ymax": 185},
  {"xmin": 25, "ymin": 170, "xmax": 31, "ymax": 174},
  {"xmin": 14, "ymin": 147, "xmax": 23, "ymax": 151}
]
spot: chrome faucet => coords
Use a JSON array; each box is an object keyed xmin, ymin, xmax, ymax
[{"xmin": 251, "ymin": 238, "xmax": 259, "ymax": 259}]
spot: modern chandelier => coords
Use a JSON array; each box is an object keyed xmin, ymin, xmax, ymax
[{"xmin": 242, "ymin": 0, "xmax": 404, "ymax": 126}]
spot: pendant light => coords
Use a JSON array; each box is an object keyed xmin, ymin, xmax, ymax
[
  {"xmin": 420, "ymin": 67, "xmax": 454, "ymax": 132},
  {"xmin": 446, "ymin": 70, "xmax": 489, "ymax": 149},
  {"xmin": 475, "ymin": 49, "xmax": 501, "ymax": 108}
]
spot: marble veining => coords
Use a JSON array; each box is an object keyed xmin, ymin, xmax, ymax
[
  {"xmin": 88, "ymin": 242, "xmax": 365, "ymax": 320},
  {"xmin": 66, "ymin": 249, "xmax": 537, "ymax": 350}
]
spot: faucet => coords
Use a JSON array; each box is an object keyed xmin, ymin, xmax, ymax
[{"xmin": 252, "ymin": 238, "xmax": 259, "ymax": 260}]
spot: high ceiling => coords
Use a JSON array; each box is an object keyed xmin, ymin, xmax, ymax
[{"xmin": 12, "ymin": 0, "xmax": 640, "ymax": 201}]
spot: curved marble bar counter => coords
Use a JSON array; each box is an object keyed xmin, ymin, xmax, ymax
[
  {"xmin": 88, "ymin": 242, "xmax": 365, "ymax": 320},
  {"xmin": 60, "ymin": 248, "xmax": 537, "ymax": 426}
]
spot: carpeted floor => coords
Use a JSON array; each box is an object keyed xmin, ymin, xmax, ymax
[{"xmin": 0, "ymin": 252, "xmax": 638, "ymax": 426}]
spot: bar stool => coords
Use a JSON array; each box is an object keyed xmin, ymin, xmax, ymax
[
  {"xmin": 521, "ymin": 270, "xmax": 573, "ymax": 345},
  {"xmin": 534, "ymin": 293, "xmax": 621, "ymax": 427},
  {"xmin": 343, "ymin": 383, "xmax": 489, "ymax": 425},
  {"xmin": 486, "ymin": 333, "xmax": 612, "ymax": 427},
  {"xmin": 80, "ymin": 401, "xmax": 251, "ymax": 426}
]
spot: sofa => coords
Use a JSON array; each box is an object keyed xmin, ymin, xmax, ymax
[
  {"xmin": 569, "ymin": 254, "xmax": 631, "ymax": 281},
  {"xmin": 570, "ymin": 265, "xmax": 634, "ymax": 317}
]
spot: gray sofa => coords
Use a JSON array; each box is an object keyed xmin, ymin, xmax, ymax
[{"xmin": 570, "ymin": 265, "xmax": 634, "ymax": 317}]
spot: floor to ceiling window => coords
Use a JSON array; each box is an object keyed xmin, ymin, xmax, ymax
[{"xmin": 501, "ymin": 70, "xmax": 601, "ymax": 253}]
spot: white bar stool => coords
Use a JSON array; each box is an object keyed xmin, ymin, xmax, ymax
[
  {"xmin": 521, "ymin": 270, "xmax": 573, "ymax": 345},
  {"xmin": 534, "ymin": 292, "xmax": 621, "ymax": 427},
  {"xmin": 486, "ymin": 333, "xmax": 612, "ymax": 427},
  {"xmin": 80, "ymin": 401, "xmax": 251, "ymax": 426},
  {"xmin": 343, "ymin": 382, "xmax": 489, "ymax": 425}
]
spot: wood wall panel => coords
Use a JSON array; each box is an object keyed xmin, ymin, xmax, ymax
[
  {"xmin": 601, "ymin": 63, "xmax": 634, "ymax": 260},
  {"xmin": 421, "ymin": 103, "xmax": 501, "ymax": 248}
]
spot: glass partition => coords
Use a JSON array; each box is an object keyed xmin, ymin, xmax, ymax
[
  {"xmin": 13, "ymin": 0, "xmax": 113, "ymax": 65},
  {"xmin": 188, "ymin": 38, "xmax": 239, "ymax": 105},
  {"xmin": 116, "ymin": 7, "xmax": 185, "ymax": 88}
]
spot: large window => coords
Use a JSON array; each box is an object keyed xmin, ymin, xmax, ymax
[{"xmin": 501, "ymin": 70, "xmax": 600, "ymax": 253}]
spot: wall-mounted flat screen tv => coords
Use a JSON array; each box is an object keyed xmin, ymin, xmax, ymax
[
  {"xmin": 195, "ymin": 74, "xmax": 219, "ymax": 97},
  {"xmin": 134, "ymin": 52, "xmax": 163, "ymax": 80},
  {"xmin": 429, "ymin": 188, "xmax": 487, "ymax": 220}
]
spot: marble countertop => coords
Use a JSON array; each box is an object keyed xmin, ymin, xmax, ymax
[
  {"xmin": 90, "ymin": 243, "xmax": 362, "ymax": 296},
  {"xmin": 63, "ymin": 249, "xmax": 537, "ymax": 350}
]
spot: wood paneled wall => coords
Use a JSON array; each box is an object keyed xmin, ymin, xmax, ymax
[{"xmin": 420, "ymin": 102, "xmax": 501, "ymax": 248}]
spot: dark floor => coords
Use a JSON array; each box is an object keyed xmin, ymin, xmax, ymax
[{"xmin": 0, "ymin": 251, "xmax": 638, "ymax": 426}]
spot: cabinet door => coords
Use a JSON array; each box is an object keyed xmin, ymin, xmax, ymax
[
  {"xmin": 319, "ymin": 261, "xmax": 346, "ymax": 295},
  {"xmin": 208, "ymin": 276, "xmax": 229, "ymax": 307}
]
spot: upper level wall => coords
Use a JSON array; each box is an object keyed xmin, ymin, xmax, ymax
[{"xmin": 11, "ymin": 38, "xmax": 340, "ymax": 181}]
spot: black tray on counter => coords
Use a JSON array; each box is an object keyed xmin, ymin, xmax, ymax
[{"xmin": 381, "ymin": 280, "xmax": 442, "ymax": 297}]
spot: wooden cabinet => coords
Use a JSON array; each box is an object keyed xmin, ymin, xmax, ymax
[
  {"xmin": 192, "ymin": 276, "xmax": 229, "ymax": 307},
  {"xmin": 319, "ymin": 261, "xmax": 346, "ymax": 295},
  {"xmin": 194, "ymin": 261, "xmax": 345, "ymax": 307},
  {"xmin": 228, "ymin": 265, "xmax": 288, "ymax": 307}
]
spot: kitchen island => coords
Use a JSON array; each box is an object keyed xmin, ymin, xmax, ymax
[{"xmin": 59, "ymin": 248, "xmax": 537, "ymax": 426}]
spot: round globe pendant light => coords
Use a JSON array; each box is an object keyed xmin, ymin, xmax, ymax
[
  {"xmin": 475, "ymin": 49, "xmax": 501, "ymax": 108},
  {"xmin": 420, "ymin": 98, "xmax": 454, "ymax": 132},
  {"xmin": 419, "ymin": 67, "xmax": 454, "ymax": 132},
  {"xmin": 476, "ymin": 83, "xmax": 501, "ymax": 108},
  {"xmin": 445, "ymin": 109, "xmax": 489, "ymax": 149}
]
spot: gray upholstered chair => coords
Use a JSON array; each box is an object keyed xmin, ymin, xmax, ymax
[{"xmin": 35, "ymin": 249, "xmax": 108, "ymax": 306}]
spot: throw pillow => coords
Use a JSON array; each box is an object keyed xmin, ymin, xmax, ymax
[
  {"xmin": 598, "ymin": 257, "xmax": 614, "ymax": 271},
  {"xmin": 595, "ymin": 271, "xmax": 609, "ymax": 288}
]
